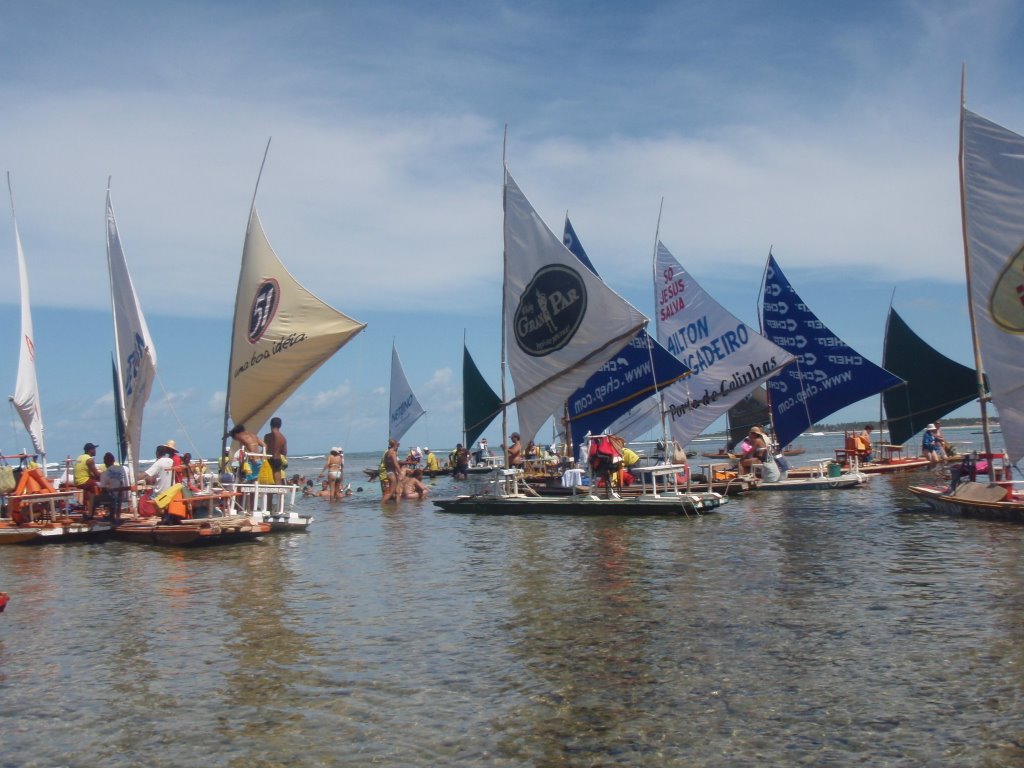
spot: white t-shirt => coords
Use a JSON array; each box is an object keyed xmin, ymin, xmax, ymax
[{"xmin": 145, "ymin": 457, "xmax": 175, "ymax": 494}]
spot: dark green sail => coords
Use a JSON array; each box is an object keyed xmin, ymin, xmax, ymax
[
  {"xmin": 882, "ymin": 307, "xmax": 981, "ymax": 445},
  {"xmin": 463, "ymin": 344, "xmax": 502, "ymax": 448}
]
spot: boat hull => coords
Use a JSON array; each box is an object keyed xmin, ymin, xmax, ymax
[
  {"xmin": 0, "ymin": 520, "xmax": 111, "ymax": 544},
  {"xmin": 433, "ymin": 492, "xmax": 725, "ymax": 516},
  {"xmin": 908, "ymin": 482, "xmax": 1024, "ymax": 523},
  {"xmin": 113, "ymin": 517, "xmax": 270, "ymax": 546},
  {"xmin": 755, "ymin": 473, "xmax": 869, "ymax": 491}
]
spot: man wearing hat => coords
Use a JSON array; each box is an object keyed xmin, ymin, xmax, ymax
[
  {"xmin": 141, "ymin": 444, "xmax": 176, "ymax": 494},
  {"xmin": 423, "ymin": 447, "xmax": 439, "ymax": 473},
  {"xmin": 74, "ymin": 442, "xmax": 102, "ymax": 514},
  {"xmin": 922, "ymin": 424, "xmax": 943, "ymax": 465}
]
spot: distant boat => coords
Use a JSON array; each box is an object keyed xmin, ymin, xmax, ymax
[{"xmin": 909, "ymin": 93, "xmax": 1024, "ymax": 521}]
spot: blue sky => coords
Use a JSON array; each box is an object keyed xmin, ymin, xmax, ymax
[{"xmin": 2, "ymin": 0, "xmax": 1021, "ymax": 461}]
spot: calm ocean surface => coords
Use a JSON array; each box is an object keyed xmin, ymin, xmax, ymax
[{"xmin": 2, "ymin": 428, "xmax": 1023, "ymax": 767}]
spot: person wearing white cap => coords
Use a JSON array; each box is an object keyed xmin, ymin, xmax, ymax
[
  {"xmin": 320, "ymin": 448, "xmax": 344, "ymax": 501},
  {"xmin": 922, "ymin": 424, "xmax": 942, "ymax": 465},
  {"xmin": 423, "ymin": 447, "xmax": 439, "ymax": 473}
]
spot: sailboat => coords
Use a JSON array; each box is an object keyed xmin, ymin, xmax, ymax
[
  {"xmin": 752, "ymin": 253, "xmax": 906, "ymax": 488},
  {"xmin": 433, "ymin": 168, "xmax": 724, "ymax": 515},
  {"xmin": 104, "ymin": 185, "xmax": 270, "ymax": 546},
  {"xmin": 1, "ymin": 174, "xmax": 110, "ymax": 543},
  {"xmin": 461, "ymin": 341, "xmax": 503, "ymax": 473},
  {"xmin": 909, "ymin": 94, "xmax": 1024, "ymax": 520},
  {"xmin": 389, "ymin": 342, "xmax": 425, "ymax": 444},
  {"xmin": 223, "ymin": 149, "xmax": 367, "ymax": 530},
  {"xmin": 882, "ymin": 306, "xmax": 980, "ymax": 447}
]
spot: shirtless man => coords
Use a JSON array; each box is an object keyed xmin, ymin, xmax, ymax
[
  {"xmin": 229, "ymin": 423, "xmax": 265, "ymax": 481},
  {"xmin": 263, "ymin": 416, "xmax": 288, "ymax": 484}
]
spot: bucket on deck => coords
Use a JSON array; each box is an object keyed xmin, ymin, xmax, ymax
[{"xmin": 827, "ymin": 462, "xmax": 842, "ymax": 478}]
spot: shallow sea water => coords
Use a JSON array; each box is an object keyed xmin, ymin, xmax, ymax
[{"xmin": 2, "ymin": 435, "xmax": 1023, "ymax": 767}]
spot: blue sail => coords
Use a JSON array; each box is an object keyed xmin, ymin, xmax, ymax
[
  {"xmin": 562, "ymin": 216, "xmax": 599, "ymax": 275},
  {"xmin": 562, "ymin": 217, "xmax": 691, "ymax": 446},
  {"xmin": 761, "ymin": 253, "xmax": 903, "ymax": 448}
]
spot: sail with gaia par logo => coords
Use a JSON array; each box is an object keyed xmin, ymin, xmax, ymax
[
  {"xmin": 227, "ymin": 207, "xmax": 366, "ymax": 436},
  {"xmin": 502, "ymin": 170, "xmax": 647, "ymax": 444}
]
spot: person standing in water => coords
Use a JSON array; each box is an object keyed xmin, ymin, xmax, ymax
[{"xmin": 263, "ymin": 416, "xmax": 288, "ymax": 484}]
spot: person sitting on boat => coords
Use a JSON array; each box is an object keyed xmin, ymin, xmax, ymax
[
  {"xmin": 473, "ymin": 438, "xmax": 491, "ymax": 465},
  {"xmin": 739, "ymin": 427, "xmax": 769, "ymax": 475},
  {"xmin": 74, "ymin": 442, "xmax": 103, "ymax": 515},
  {"xmin": 922, "ymin": 424, "xmax": 943, "ymax": 465},
  {"xmin": 94, "ymin": 452, "xmax": 128, "ymax": 524},
  {"xmin": 859, "ymin": 425, "xmax": 875, "ymax": 463},
  {"xmin": 933, "ymin": 421, "xmax": 953, "ymax": 457},
  {"xmin": 142, "ymin": 444, "xmax": 176, "ymax": 494}
]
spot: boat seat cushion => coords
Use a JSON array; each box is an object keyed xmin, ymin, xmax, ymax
[{"xmin": 951, "ymin": 482, "xmax": 1010, "ymax": 502}]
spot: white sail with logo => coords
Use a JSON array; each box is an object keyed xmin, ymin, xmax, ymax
[
  {"xmin": 655, "ymin": 241, "xmax": 793, "ymax": 447},
  {"xmin": 7, "ymin": 174, "xmax": 45, "ymax": 461},
  {"xmin": 503, "ymin": 170, "xmax": 648, "ymax": 444},
  {"xmin": 961, "ymin": 107, "xmax": 1024, "ymax": 463},
  {"xmin": 389, "ymin": 342, "xmax": 425, "ymax": 442},
  {"xmin": 225, "ymin": 207, "xmax": 367, "ymax": 437},
  {"xmin": 106, "ymin": 187, "xmax": 157, "ymax": 477}
]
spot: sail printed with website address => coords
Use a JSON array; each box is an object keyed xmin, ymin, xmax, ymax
[{"xmin": 761, "ymin": 253, "xmax": 902, "ymax": 449}]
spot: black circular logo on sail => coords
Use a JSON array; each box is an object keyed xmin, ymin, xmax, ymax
[
  {"xmin": 514, "ymin": 265, "xmax": 588, "ymax": 356},
  {"xmin": 247, "ymin": 279, "xmax": 280, "ymax": 344}
]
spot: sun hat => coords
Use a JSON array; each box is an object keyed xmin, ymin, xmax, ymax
[
  {"xmin": 925, "ymin": 424, "xmax": 936, "ymax": 431},
  {"xmin": 749, "ymin": 426, "xmax": 765, "ymax": 436}
]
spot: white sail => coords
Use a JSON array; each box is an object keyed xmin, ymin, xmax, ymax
[
  {"xmin": 7, "ymin": 175, "xmax": 45, "ymax": 459},
  {"xmin": 961, "ymin": 108, "xmax": 1024, "ymax": 463},
  {"xmin": 227, "ymin": 208, "xmax": 367, "ymax": 435},
  {"xmin": 389, "ymin": 342, "xmax": 425, "ymax": 442},
  {"xmin": 655, "ymin": 241, "xmax": 793, "ymax": 446},
  {"xmin": 106, "ymin": 189, "xmax": 156, "ymax": 477},
  {"xmin": 503, "ymin": 171, "xmax": 648, "ymax": 444}
]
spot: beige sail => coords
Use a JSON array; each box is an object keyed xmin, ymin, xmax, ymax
[{"xmin": 227, "ymin": 208, "xmax": 366, "ymax": 434}]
